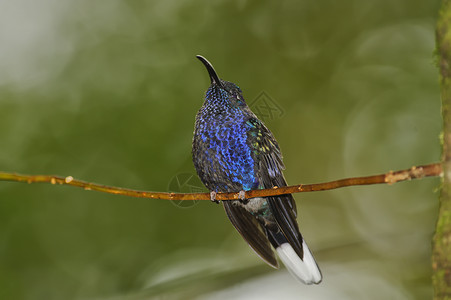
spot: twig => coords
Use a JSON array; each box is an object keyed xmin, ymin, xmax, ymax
[{"xmin": 0, "ymin": 162, "xmax": 441, "ymax": 201}]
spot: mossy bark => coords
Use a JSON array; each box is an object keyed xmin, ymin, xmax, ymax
[{"xmin": 433, "ymin": 1, "xmax": 451, "ymax": 299}]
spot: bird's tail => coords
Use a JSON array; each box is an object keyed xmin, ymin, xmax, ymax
[{"xmin": 267, "ymin": 229, "xmax": 322, "ymax": 284}]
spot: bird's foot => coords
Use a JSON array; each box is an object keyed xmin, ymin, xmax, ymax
[
  {"xmin": 238, "ymin": 190, "xmax": 248, "ymax": 204},
  {"xmin": 210, "ymin": 191, "xmax": 219, "ymax": 204}
]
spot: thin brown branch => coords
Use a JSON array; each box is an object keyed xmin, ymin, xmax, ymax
[{"xmin": 0, "ymin": 162, "xmax": 442, "ymax": 201}]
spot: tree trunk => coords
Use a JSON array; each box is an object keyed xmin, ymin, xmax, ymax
[{"xmin": 433, "ymin": 1, "xmax": 451, "ymax": 298}]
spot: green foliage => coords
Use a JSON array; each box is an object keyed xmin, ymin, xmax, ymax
[{"xmin": 0, "ymin": 0, "xmax": 441, "ymax": 299}]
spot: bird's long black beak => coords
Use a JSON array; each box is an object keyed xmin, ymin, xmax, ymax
[{"xmin": 196, "ymin": 55, "xmax": 223, "ymax": 88}]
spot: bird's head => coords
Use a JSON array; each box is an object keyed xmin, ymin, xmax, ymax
[{"xmin": 196, "ymin": 55, "xmax": 246, "ymax": 108}]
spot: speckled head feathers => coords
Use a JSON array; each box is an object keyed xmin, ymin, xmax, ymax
[{"xmin": 196, "ymin": 55, "xmax": 246, "ymax": 108}]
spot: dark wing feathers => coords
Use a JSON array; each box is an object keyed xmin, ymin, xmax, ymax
[
  {"xmin": 223, "ymin": 200, "xmax": 279, "ymax": 268},
  {"xmin": 247, "ymin": 117, "xmax": 303, "ymax": 258},
  {"xmin": 267, "ymin": 195, "xmax": 303, "ymax": 258}
]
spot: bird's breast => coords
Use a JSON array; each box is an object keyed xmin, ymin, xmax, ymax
[{"xmin": 193, "ymin": 115, "xmax": 259, "ymax": 191}]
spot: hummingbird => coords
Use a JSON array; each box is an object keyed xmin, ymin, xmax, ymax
[{"xmin": 192, "ymin": 55, "xmax": 322, "ymax": 284}]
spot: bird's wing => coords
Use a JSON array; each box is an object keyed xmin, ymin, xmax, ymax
[
  {"xmin": 223, "ymin": 200, "xmax": 279, "ymax": 268},
  {"xmin": 245, "ymin": 117, "xmax": 304, "ymax": 258}
]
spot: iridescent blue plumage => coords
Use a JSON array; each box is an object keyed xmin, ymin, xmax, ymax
[
  {"xmin": 194, "ymin": 83, "xmax": 259, "ymax": 192},
  {"xmin": 192, "ymin": 55, "xmax": 322, "ymax": 284}
]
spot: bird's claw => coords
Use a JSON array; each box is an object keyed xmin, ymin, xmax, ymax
[
  {"xmin": 238, "ymin": 190, "xmax": 248, "ymax": 204},
  {"xmin": 210, "ymin": 191, "xmax": 219, "ymax": 204}
]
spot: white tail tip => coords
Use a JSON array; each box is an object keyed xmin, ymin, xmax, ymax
[{"xmin": 276, "ymin": 240, "xmax": 322, "ymax": 285}]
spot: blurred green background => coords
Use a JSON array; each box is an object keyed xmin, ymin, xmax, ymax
[{"xmin": 0, "ymin": 0, "xmax": 442, "ymax": 299}]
